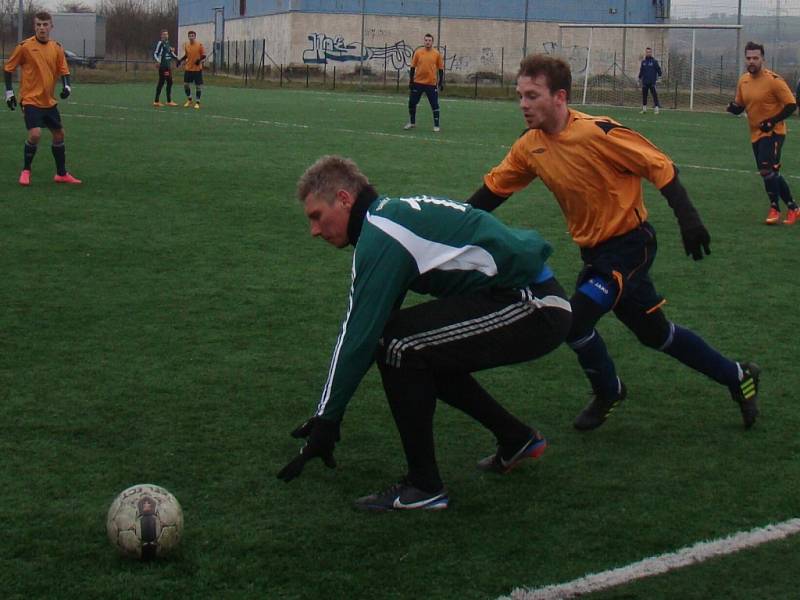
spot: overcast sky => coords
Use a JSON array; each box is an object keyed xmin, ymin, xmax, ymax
[{"xmin": 38, "ymin": 0, "xmax": 800, "ymax": 19}]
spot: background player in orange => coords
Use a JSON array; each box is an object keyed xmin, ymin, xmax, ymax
[
  {"xmin": 467, "ymin": 54, "xmax": 760, "ymax": 431},
  {"xmin": 178, "ymin": 30, "xmax": 206, "ymax": 110},
  {"xmin": 404, "ymin": 33, "xmax": 444, "ymax": 132},
  {"xmin": 727, "ymin": 41, "xmax": 798, "ymax": 225},
  {"xmin": 4, "ymin": 11, "xmax": 81, "ymax": 186}
]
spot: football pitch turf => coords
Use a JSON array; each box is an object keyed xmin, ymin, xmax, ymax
[{"xmin": 1, "ymin": 83, "xmax": 799, "ymax": 599}]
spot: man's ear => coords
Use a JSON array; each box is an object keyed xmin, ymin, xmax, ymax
[{"xmin": 336, "ymin": 188, "xmax": 355, "ymax": 208}]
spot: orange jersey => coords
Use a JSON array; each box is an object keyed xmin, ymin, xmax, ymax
[
  {"xmin": 735, "ymin": 69, "xmax": 795, "ymax": 142},
  {"xmin": 411, "ymin": 47, "xmax": 443, "ymax": 85},
  {"xmin": 484, "ymin": 110, "xmax": 675, "ymax": 248},
  {"xmin": 183, "ymin": 41, "xmax": 206, "ymax": 72},
  {"xmin": 3, "ymin": 36, "xmax": 69, "ymax": 108}
]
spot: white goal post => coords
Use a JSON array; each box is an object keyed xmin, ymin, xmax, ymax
[{"xmin": 557, "ymin": 23, "xmax": 743, "ymax": 111}]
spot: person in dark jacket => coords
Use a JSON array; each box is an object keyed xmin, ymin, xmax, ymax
[{"xmin": 638, "ymin": 47, "xmax": 662, "ymax": 114}]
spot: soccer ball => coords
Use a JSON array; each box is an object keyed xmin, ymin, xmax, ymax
[{"xmin": 106, "ymin": 483, "xmax": 184, "ymax": 560}]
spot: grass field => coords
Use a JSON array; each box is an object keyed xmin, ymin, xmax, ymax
[{"xmin": 1, "ymin": 83, "xmax": 799, "ymax": 599}]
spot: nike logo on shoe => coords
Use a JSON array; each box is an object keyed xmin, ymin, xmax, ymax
[{"xmin": 392, "ymin": 493, "xmax": 448, "ymax": 510}]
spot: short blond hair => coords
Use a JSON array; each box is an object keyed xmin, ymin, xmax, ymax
[{"xmin": 296, "ymin": 155, "xmax": 371, "ymax": 204}]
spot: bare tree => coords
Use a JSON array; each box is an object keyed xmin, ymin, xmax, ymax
[
  {"xmin": 57, "ymin": 2, "xmax": 95, "ymax": 12},
  {"xmin": 98, "ymin": 0, "xmax": 177, "ymax": 57}
]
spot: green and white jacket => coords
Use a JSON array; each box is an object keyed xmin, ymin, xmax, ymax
[{"xmin": 316, "ymin": 189, "xmax": 556, "ymax": 422}]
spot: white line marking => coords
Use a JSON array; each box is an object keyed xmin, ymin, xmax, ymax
[
  {"xmin": 499, "ymin": 517, "xmax": 800, "ymax": 600},
  {"xmin": 64, "ymin": 97, "xmax": 800, "ymax": 178}
]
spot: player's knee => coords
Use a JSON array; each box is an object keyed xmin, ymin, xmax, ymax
[
  {"xmin": 28, "ymin": 129, "xmax": 42, "ymax": 144},
  {"xmin": 52, "ymin": 130, "xmax": 65, "ymax": 143},
  {"xmin": 619, "ymin": 307, "xmax": 671, "ymax": 349},
  {"xmin": 760, "ymin": 168, "xmax": 775, "ymax": 179},
  {"xmin": 566, "ymin": 290, "xmax": 609, "ymax": 344}
]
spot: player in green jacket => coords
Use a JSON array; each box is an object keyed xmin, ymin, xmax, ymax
[{"xmin": 277, "ymin": 155, "xmax": 573, "ymax": 512}]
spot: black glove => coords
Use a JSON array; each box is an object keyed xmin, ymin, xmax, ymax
[
  {"xmin": 437, "ymin": 82, "xmax": 444, "ymax": 92},
  {"xmin": 409, "ymin": 82, "xmax": 415, "ymax": 91},
  {"xmin": 679, "ymin": 222, "xmax": 711, "ymax": 261},
  {"xmin": 60, "ymin": 86, "xmax": 71, "ymax": 99},
  {"xmin": 759, "ymin": 119, "xmax": 774, "ymax": 132},
  {"xmin": 194, "ymin": 58, "xmax": 201, "ymax": 66},
  {"xmin": 661, "ymin": 172, "xmax": 711, "ymax": 261},
  {"xmin": 6, "ymin": 93, "xmax": 16, "ymax": 110},
  {"xmin": 726, "ymin": 101, "xmax": 744, "ymax": 115},
  {"xmin": 276, "ymin": 417, "xmax": 340, "ymax": 483}
]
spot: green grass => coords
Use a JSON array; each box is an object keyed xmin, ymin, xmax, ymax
[{"xmin": 1, "ymin": 83, "xmax": 799, "ymax": 599}]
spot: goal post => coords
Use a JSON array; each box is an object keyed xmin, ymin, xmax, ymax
[{"xmin": 557, "ymin": 23, "xmax": 743, "ymax": 112}]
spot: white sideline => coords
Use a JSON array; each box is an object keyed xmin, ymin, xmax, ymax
[
  {"xmin": 66, "ymin": 100, "xmax": 800, "ymax": 179},
  {"xmin": 498, "ymin": 518, "xmax": 800, "ymax": 600}
]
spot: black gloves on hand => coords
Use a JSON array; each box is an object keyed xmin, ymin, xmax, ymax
[
  {"xmin": 726, "ymin": 102, "xmax": 744, "ymax": 115},
  {"xmin": 6, "ymin": 93, "xmax": 16, "ymax": 110},
  {"xmin": 276, "ymin": 417, "xmax": 341, "ymax": 483},
  {"xmin": 661, "ymin": 172, "xmax": 712, "ymax": 261},
  {"xmin": 194, "ymin": 58, "xmax": 202, "ymax": 66},
  {"xmin": 60, "ymin": 86, "xmax": 71, "ymax": 99},
  {"xmin": 759, "ymin": 119, "xmax": 774, "ymax": 132},
  {"xmin": 679, "ymin": 221, "xmax": 711, "ymax": 261}
]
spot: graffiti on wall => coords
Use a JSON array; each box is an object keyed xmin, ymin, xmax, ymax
[
  {"xmin": 542, "ymin": 41, "xmax": 589, "ymax": 74},
  {"xmin": 303, "ymin": 32, "xmax": 413, "ymax": 70}
]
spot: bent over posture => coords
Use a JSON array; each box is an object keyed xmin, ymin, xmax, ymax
[
  {"xmin": 277, "ymin": 155, "xmax": 572, "ymax": 511},
  {"xmin": 468, "ymin": 54, "xmax": 760, "ymax": 431}
]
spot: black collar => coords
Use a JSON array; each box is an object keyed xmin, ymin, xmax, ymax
[{"xmin": 347, "ymin": 185, "xmax": 378, "ymax": 246}]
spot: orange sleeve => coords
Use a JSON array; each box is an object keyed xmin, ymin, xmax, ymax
[
  {"xmin": 437, "ymin": 52, "xmax": 444, "ymax": 69},
  {"xmin": 483, "ymin": 140, "xmax": 538, "ymax": 197},
  {"xmin": 595, "ymin": 126, "xmax": 675, "ymax": 190},
  {"xmin": 734, "ymin": 77, "xmax": 744, "ymax": 106},
  {"xmin": 773, "ymin": 76, "xmax": 796, "ymax": 106},
  {"xmin": 3, "ymin": 43, "xmax": 24, "ymax": 73},
  {"xmin": 411, "ymin": 50, "xmax": 419, "ymax": 68}
]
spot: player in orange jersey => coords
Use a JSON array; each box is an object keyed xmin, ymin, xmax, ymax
[
  {"xmin": 467, "ymin": 54, "xmax": 760, "ymax": 432},
  {"xmin": 178, "ymin": 31, "xmax": 207, "ymax": 109},
  {"xmin": 727, "ymin": 41, "xmax": 798, "ymax": 225},
  {"xmin": 4, "ymin": 11, "xmax": 81, "ymax": 186},
  {"xmin": 404, "ymin": 34, "xmax": 444, "ymax": 132}
]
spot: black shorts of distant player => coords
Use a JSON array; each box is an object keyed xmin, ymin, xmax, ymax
[
  {"xmin": 22, "ymin": 104, "xmax": 63, "ymax": 131},
  {"xmin": 184, "ymin": 71, "xmax": 204, "ymax": 85}
]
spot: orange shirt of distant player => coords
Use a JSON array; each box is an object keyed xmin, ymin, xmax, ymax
[
  {"xmin": 183, "ymin": 41, "xmax": 206, "ymax": 72},
  {"xmin": 411, "ymin": 47, "xmax": 443, "ymax": 86},
  {"xmin": 735, "ymin": 68, "xmax": 795, "ymax": 143},
  {"xmin": 3, "ymin": 36, "xmax": 70, "ymax": 108}
]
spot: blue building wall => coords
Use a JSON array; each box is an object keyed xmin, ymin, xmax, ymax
[{"xmin": 180, "ymin": 0, "xmax": 665, "ymax": 27}]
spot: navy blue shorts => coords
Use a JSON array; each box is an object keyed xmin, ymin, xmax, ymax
[
  {"xmin": 576, "ymin": 222, "xmax": 663, "ymax": 314},
  {"xmin": 409, "ymin": 84, "xmax": 439, "ymax": 110},
  {"xmin": 751, "ymin": 134, "xmax": 785, "ymax": 172},
  {"xmin": 184, "ymin": 71, "xmax": 204, "ymax": 85},
  {"xmin": 22, "ymin": 104, "xmax": 63, "ymax": 131}
]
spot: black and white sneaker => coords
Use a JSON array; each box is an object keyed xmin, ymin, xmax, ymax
[
  {"xmin": 353, "ymin": 478, "xmax": 449, "ymax": 512},
  {"xmin": 731, "ymin": 362, "xmax": 760, "ymax": 429},
  {"xmin": 477, "ymin": 431, "xmax": 547, "ymax": 474},
  {"xmin": 573, "ymin": 379, "xmax": 627, "ymax": 431}
]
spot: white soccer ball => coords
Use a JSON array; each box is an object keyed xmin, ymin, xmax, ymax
[{"xmin": 106, "ymin": 483, "xmax": 184, "ymax": 560}]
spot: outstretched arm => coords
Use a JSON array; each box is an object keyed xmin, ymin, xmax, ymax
[
  {"xmin": 659, "ymin": 168, "xmax": 710, "ymax": 261},
  {"xmin": 466, "ymin": 184, "xmax": 510, "ymax": 212}
]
